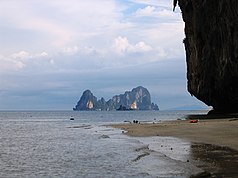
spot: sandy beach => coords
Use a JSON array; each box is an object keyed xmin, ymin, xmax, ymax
[
  {"xmin": 110, "ymin": 118, "xmax": 238, "ymax": 177},
  {"xmin": 111, "ymin": 119, "xmax": 238, "ymax": 151}
]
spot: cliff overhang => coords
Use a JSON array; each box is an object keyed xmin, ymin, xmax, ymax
[{"xmin": 176, "ymin": 0, "xmax": 238, "ymax": 113}]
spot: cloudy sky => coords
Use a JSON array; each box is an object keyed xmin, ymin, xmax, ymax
[{"xmin": 0, "ymin": 0, "xmax": 207, "ymax": 110}]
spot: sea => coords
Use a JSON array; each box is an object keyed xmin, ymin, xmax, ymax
[{"xmin": 0, "ymin": 110, "xmax": 208, "ymax": 178}]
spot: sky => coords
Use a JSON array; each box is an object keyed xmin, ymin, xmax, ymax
[{"xmin": 0, "ymin": 0, "xmax": 207, "ymax": 110}]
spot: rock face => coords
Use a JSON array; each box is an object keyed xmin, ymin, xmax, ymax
[
  {"xmin": 177, "ymin": 0, "xmax": 238, "ymax": 112},
  {"xmin": 73, "ymin": 90, "xmax": 97, "ymax": 110},
  {"xmin": 73, "ymin": 86, "xmax": 159, "ymax": 111}
]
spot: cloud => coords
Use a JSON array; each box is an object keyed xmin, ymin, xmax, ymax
[
  {"xmin": 1, "ymin": 55, "xmax": 26, "ymax": 71},
  {"xmin": 62, "ymin": 46, "xmax": 80, "ymax": 55},
  {"xmin": 135, "ymin": 5, "xmax": 178, "ymax": 19},
  {"xmin": 113, "ymin": 36, "xmax": 152, "ymax": 54},
  {"xmin": 128, "ymin": 0, "xmax": 173, "ymax": 8},
  {"xmin": 0, "ymin": 51, "xmax": 50, "ymax": 72},
  {"xmin": 0, "ymin": 2, "xmax": 73, "ymax": 47},
  {"xmin": 11, "ymin": 51, "xmax": 30, "ymax": 59},
  {"xmin": 126, "ymin": 0, "xmax": 182, "ymax": 22},
  {"xmin": 135, "ymin": 6, "xmax": 157, "ymax": 16},
  {"xmin": 0, "ymin": 0, "xmax": 204, "ymax": 110},
  {"xmin": 0, "ymin": 0, "xmax": 126, "ymax": 52}
]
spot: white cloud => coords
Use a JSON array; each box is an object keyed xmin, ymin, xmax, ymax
[
  {"xmin": 10, "ymin": 51, "xmax": 49, "ymax": 60},
  {"xmin": 62, "ymin": 46, "xmax": 80, "ymax": 55},
  {"xmin": 0, "ymin": 0, "xmax": 195, "ymax": 110},
  {"xmin": 0, "ymin": 51, "xmax": 52, "ymax": 72},
  {"xmin": 0, "ymin": 2, "xmax": 73, "ymax": 47},
  {"xmin": 114, "ymin": 36, "xmax": 130, "ymax": 53},
  {"xmin": 135, "ymin": 5, "xmax": 179, "ymax": 19},
  {"xmin": 0, "ymin": 56, "xmax": 25, "ymax": 71},
  {"xmin": 113, "ymin": 36, "xmax": 152, "ymax": 54},
  {"xmin": 136, "ymin": 6, "xmax": 156, "ymax": 16},
  {"xmin": 38, "ymin": 52, "xmax": 48, "ymax": 57},
  {"xmin": 11, "ymin": 51, "xmax": 30, "ymax": 59},
  {"xmin": 129, "ymin": 0, "xmax": 172, "ymax": 8},
  {"xmin": 0, "ymin": 0, "xmax": 183, "ymax": 57},
  {"xmin": 134, "ymin": 41, "xmax": 152, "ymax": 52},
  {"xmin": 0, "ymin": 0, "xmax": 126, "ymax": 52},
  {"xmin": 15, "ymin": 61, "xmax": 26, "ymax": 69}
]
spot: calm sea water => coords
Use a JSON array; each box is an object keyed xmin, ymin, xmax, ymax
[{"xmin": 0, "ymin": 110, "xmax": 208, "ymax": 178}]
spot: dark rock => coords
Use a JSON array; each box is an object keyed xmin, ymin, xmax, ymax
[
  {"xmin": 97, "ymin": 97, "xmax": 108, "ymax": 110},
  {"xmin": 133, "ymin": 120, "xmax": 139, "ymax": 124},
  {"xmin": 99, "ymin": 135, "xmax": 110, "ymax": 139},
  {"xmin": 177, "ymin": 0, "xmax": 238, "ymax": 113},
  {"xmin": 117, "ymin": 105, "xmax": 128, "ymax": 111},
  {"xmin": 73, "ymin": 90, "xmax": 98, "ymax": 110},
  {"xmin": 111, "ymin": 86, "xmax": 159, "ymax": 110},
  {"xmin": 190, "ymin": 171, "xmax": 211, "ymax": 178},
  {"xmin": 151, "ymin": 102, "xmax": 159, "ymax": 110},
  {"xmin": 132, "ymin": 152, "xmax": 150, "ymax": 162},
  {"xmin": 73, "ymin": 86, "xmax": 159, "ymax": 111}
]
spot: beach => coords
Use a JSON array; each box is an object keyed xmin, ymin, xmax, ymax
[
  {"xmin": 110, "ymin": 118, "xmax": 238, "ymax": 177},
  {"xmin": 111, "ymin": 119, "xmax": 238, "ymax": 150}
]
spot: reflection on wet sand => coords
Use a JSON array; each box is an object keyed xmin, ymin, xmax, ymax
[
  {"xmin": 190, "ymin": 143, "xmax": 238, "ymax": 177},
  {"xmin": 110, "ymin": 119, "xmax": 238, "ymax": 177}
]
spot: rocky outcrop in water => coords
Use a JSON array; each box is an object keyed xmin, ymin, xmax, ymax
[
  {"xmin": 177, "ymin": 0, "xmax": 238, "ymax": 113},
  {"xmin": 73, "ymin": 90, "xmax": 97, "ymax": 110},
  {"xmin": 73, "ymin": 86, "xmax": 159, "ymax": 111}
]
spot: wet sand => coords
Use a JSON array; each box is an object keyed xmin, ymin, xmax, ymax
[
  {"xmin": 110, "ymin": 119, "xmax": 238, "ymax": 177},
  {"xmin": 111, "ymin": 119, "xmax": 238, "ymax": 150}
]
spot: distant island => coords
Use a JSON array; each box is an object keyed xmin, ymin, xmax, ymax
[{"xmin": 73, "ymin": 86, "xmax": 159, "ymax": 111}]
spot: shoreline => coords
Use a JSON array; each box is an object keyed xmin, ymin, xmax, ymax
[
  {"xmin": 110, "ymin": 119, "xmax": 238, "ymax": 151},
  {"xmin": 109, "ymin": 119, "xmax": 238, "ymax": 177}
]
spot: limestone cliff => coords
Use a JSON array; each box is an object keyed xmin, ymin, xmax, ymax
[
  {"xmin": 108, "ymin": 86, "xmax": 156, "ymax": 110},
  {"xmin": 73, "ymin": 86, "xmax": 159, "ymax": 111},
  {"xmin": 177, "ymin": 0, "xmax": 238, "ymax": 112},
  {"xmin": 73, "ymin": 90, "xmax": 98, "ymax": 110}
]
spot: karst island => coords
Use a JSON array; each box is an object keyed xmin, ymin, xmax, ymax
[{"xmin": 73, "ymin": 86, "xmax": 159, "ymax": 111}]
